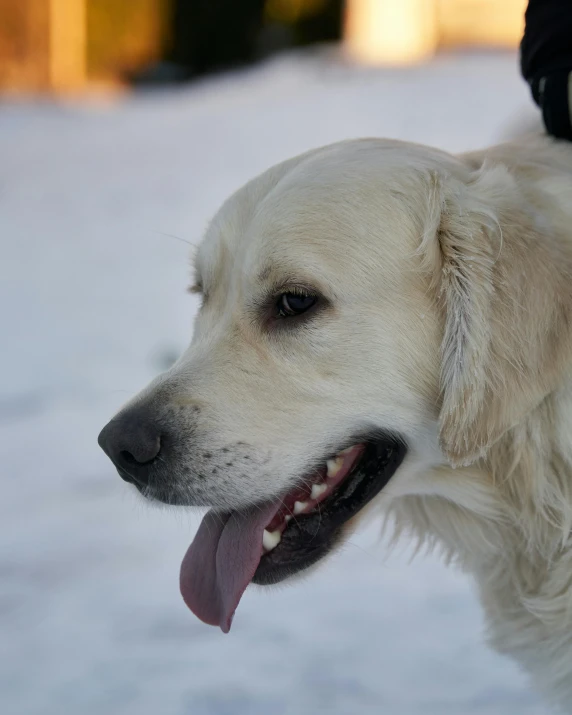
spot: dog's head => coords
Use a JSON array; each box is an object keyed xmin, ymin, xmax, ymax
[{"xmin": 98, "ymin": 139, "xmax": 572, "ymax": 631}]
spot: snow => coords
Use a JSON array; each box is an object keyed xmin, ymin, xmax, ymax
[{"xmin": 0, "ymin": 49, "xmax": 549, "ymax": 714}]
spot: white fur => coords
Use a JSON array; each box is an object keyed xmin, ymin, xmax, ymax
[{"xmin": 122, "ymin": 135, "xmax": 572, "ymax": 709}]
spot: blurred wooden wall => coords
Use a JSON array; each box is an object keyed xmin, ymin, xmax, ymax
[
  {"xmin": 0, "ymin": 0, "xmax": 168, "ymax": 93},
  {"xmin": 0, "ymin": 0, "xmax": 52, "ymax": 91},
  {"xmin": 0, "ymin": 0, "xmax": 529, "ymax": 92},
  {"xmin": 345, "ymin": 0, "xmax": 527, "ymax": 65},
  {"xmin": 438, "ymin": 0, "xmax": 526, "ymax": 48}
]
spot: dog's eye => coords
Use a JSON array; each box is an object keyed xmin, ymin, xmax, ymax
[{"xmin": 277, "ymin": 292, "xmax": 317, "ymax": 317}]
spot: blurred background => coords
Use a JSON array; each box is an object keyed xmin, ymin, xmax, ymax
[
  {"xmin": 1, "ymin": 0, "xmax": 530, "ymax": 92},
  {"xmin": 1, "ymin": 1, "xmax": 547, "ymax": 714}
]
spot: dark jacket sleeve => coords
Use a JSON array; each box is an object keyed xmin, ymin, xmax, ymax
[
  {"xmin": 521, "ymin": 0, "xmax": 572, "ymax": 83},
  {"xmin": 520, "ymin": 0, "xmax": 572, "ymax": 139}
]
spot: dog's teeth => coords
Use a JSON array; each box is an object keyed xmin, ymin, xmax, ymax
[
  {"xmin": 326, "ymin": 457, "xmax": 343, "ymax": 478},
  {"xmin": 284, "ymin": 514, "xmax": 292, "ymax": 523},
  {"xmin": 311, "ymin": 483, "xmax": 328, "ymax": 500},
  {"xmin": 338, "ymin": 445, "xmax": 355, "ymax": 456},
  {"xmin": 293, "ymin": 500, "xmax": 308, "ymax": 515},
  {"xmin": 262, "ymin": 529, "xmax": 281, "ymax": 552}
]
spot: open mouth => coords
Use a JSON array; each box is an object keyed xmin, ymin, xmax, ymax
[{"xmin": 180, "ymin": 434, "xmax": 407, "ymax": 632}]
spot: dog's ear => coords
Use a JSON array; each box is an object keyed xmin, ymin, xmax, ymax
[{"xmin": 424, "ymin": 162, "xmax": 572, "ymax": 466}]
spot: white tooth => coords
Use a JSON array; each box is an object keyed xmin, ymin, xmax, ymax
[
  {"xmin": 311, "ymin": 483, "xmax": 328, "ymax": 500},
  {"xmin": 326, "ymin": 457, "xmax": 343, "ymax": 478},
  {"xmin": 293, "ymin": 500, "xmax": 308, "ymax": 515},
  {"xmin": 339, "ymin": 445, "xmax": 356, "ymax": 456},
  {"xmin": 262, "ymin": 529, "xmax": 282, "ymax": 552},
  {"xmin": 284, "ymin": 514, "xmax": 292, "ymax": 522}
]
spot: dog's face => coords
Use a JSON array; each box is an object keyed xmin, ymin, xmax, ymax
[
  {"xmin": 99, "ymin": 139, "xmax": 572, "ymax": 631},
  {"xmin": 172, "ymin": 141, "xmax": 445, "ymax": 508}
]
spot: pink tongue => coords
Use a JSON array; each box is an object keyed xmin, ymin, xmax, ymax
[{"xmin": 180, "ymin": 501, "xmax": 280, "ymax": 633}]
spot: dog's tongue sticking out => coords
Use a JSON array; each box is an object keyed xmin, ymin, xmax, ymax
[
  {"xmin": 180, "ymin": 501, "xmax": 279, "ymax": 633},
  {"xmin": 180, "ymin": 445, "xmax": 364, "ymax": 632}
]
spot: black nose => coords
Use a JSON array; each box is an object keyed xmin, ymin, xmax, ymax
[{"xmin": 98, "ymin": 411, "xmax": 162, "ymax": 486}]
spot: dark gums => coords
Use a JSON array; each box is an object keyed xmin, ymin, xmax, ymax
[{"xmin": 252, "ymin": 435, "xmax": 407, "ymax": 585}]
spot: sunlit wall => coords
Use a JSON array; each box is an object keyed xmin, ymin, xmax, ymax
[{"xmin": 0, "ymin": 0, "xmax": 528, "ymax": 94}]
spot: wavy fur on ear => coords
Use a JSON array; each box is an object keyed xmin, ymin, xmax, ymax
[{"xmin": 422, "ymin": 161, "xmax": 572, "ymax": 466}]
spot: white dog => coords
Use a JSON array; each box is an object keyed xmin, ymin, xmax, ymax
[{"xmin": 99, "ymin": 135, "xmax": 572, "ymax": 709}]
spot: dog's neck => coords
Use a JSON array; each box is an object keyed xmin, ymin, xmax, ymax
[
  {"xmin": 389, "ymin": 385, "xmax": 572, "ymax": 706},
  {"xmin": 477, "ymin": 385, "xmax": 572, "ymax": 705}
]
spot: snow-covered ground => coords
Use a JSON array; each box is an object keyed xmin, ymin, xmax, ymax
[{"xmin": 1, "ymin": 50, "xmax": 549, "ymax": 714}]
